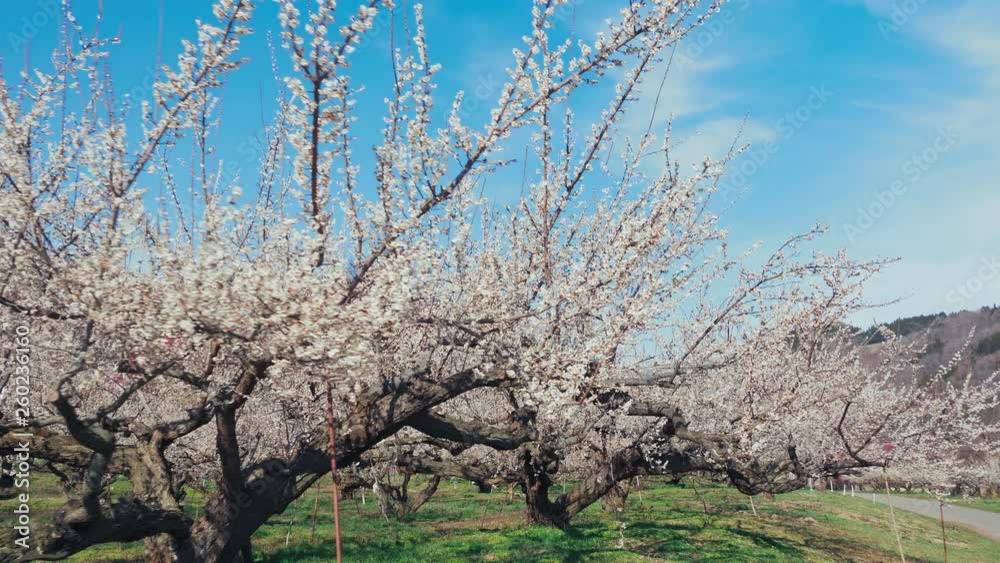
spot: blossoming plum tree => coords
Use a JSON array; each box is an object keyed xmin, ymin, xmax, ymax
[{"xmin": 1, "ymin": 0, "xmax": 996, "ymax": 561}]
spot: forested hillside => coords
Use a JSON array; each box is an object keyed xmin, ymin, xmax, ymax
[{"xmin": 860, "ymin": 306, "xmax": 1000, "ymax": 422}]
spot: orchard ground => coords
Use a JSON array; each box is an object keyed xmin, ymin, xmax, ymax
[{"xmin": 4, "ymin": 473, "xmax": 998, "ymax": 562}]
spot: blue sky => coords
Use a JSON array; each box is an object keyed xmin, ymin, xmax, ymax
[{"xmin": 3, "ymin": 0, "xmax": 998, "ymax": 324}]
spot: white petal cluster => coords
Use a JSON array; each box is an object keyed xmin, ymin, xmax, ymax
[{"xmin": 1, "ymin": 0, "xmax": 993, "ymax": 503}]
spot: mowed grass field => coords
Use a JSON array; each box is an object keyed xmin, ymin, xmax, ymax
[{"xmin": 4, "ymin": 473, "xmax": 998, "ymax": 562}]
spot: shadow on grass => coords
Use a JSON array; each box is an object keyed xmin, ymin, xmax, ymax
[{"xmin": 249, "ymin": 482, "xmax": 1000, "ymax": 562}]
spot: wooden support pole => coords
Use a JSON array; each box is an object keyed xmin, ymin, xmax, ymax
[
  {"xmin": 883, "ymin": 471, "xmax": 906, "ymax": 563},
  {"xmin": 325, "ymin": 382, "xmax": 344, "ymax": 563},
  {"xmin": 939, "ymin": 501, "xmax": 949, "ymax": 563}
]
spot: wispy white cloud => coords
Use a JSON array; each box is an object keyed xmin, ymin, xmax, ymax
[
  {"xmin": 910, "ymin": 1, "xmax": 1000, "ymax": 67},
  {"xmin": 626, "ymin": 54, "xmax": 740, "ymax": 130},
  {"xmin": 852, "ymin": 0, "xmax": 1000, "ymax": 143},
  {"xmin": 841, "ymin": 0, "xmax": 1000, "ymax": 321},
  {"xmin": 618, "ymin": 49, "xmax": 777, "ymax": 171},
  {"xmin": 671, "ymin": 117, "xmax": 776, "ymax": 169}
]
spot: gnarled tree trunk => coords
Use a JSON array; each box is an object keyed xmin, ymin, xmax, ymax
[
  {"xmin": 373, "ymin": 474, "xmax": 442, "ymax": 519},
  {"xmin": 600, "ymin": 482, "xmax": 630, "ymax": 512},
  {"xmin": 519, "ymin": 446, "xmax": 572, "ymax": 530},
  {"xmin": 521, "ymin": 446, "xmax": 699, "ymax": 530},
  {"xmin": 0, "ymin": 366, "xmax": 514, "ymax": 562}
]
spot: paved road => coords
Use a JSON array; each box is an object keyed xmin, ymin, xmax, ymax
[{"xmin": 871, "ymin": 494, "xmax": 1000, "ymax": 541}]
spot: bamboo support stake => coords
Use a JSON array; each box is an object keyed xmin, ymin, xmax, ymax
[
  {"xmin": 325, "ymin": 383, "xmax": 344, "ymax": 563},
  {"xmin": 309, "ymin": 483, "xmax": 321, "ymax": 543},
  {"xmin": 939, "ymin": 501, "xmax": 949, "ymax": 563},
  {"xmin": 883, "ymin": 471, "xmax": 906, "ymax": 563}
]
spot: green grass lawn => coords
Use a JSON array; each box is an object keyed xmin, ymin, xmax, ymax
[{"xmin": 5, "ymin": 474, "xmax": 998, "ymax": 562}]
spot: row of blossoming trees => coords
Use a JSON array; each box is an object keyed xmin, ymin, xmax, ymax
[{"xmin": 1, "ymin": 1, "xmax": 997, "ymax": 561}]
